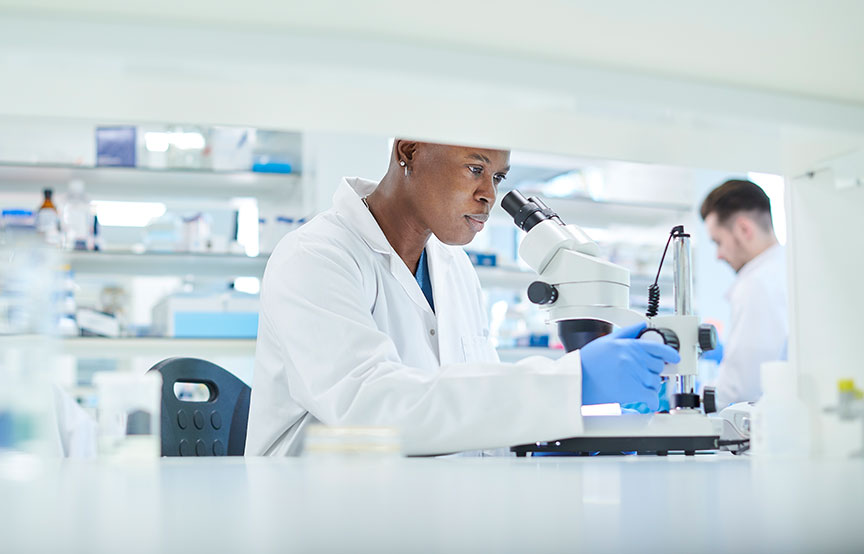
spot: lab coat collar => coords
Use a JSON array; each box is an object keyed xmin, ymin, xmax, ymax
[
  {"xmin": 333, "ymin": 177, "xmax": 392, "ymax": 255},
  {"xmin": 736, "ymin": 243, "xmax": 784, "ymax": 281},
  {"xmin": 334, "ymin": 177, "xmax": 455, "ymax": 317},
  {"xmin": 333, "ymin": 177, "xmax": 456, "ymax": 261},
  {"xmin": 727, "ymin": 243, "xmax": 784, "ymax": 300}
]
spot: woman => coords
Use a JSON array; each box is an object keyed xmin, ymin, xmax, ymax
[{"xmin": 246, "ymin": 140, "xmax": 677, "ymax": 456}]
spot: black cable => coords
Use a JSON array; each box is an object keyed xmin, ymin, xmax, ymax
[
  {"xmin": 646, "ymin": 226, "xmax": 684, "ymax": 318},
  {"xmin": 718, "ymin": 439, "xmax": 750, "ymax": 455},
  {"xmin": 646, "ymin": 284, "xmax": 661, "ymax": 318}
]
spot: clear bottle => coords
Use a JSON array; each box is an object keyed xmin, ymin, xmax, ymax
[
  {"xmin": 36, "ymin": 188, "xmax": 61, "ymax": 246},
  {"xmin": 61, "ymin": 180, "xmax": 93, "ymax": 251},
  {"xmin": 750, "ymin": 361, "xmax": 812, "ymax": 458}
]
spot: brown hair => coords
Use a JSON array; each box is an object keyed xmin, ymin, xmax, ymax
[{"xmin": 700, "ymin": 179, "xmax": 773, "ymax": 231}]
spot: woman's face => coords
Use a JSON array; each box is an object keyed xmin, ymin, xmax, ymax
[{"xmin": 406, "ymin": 143, "xmax": 510, "ymax": 245}]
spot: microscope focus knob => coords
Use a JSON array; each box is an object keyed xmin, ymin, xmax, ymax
[
  {"xmin": 527, "ymin": 281, "xmax": 558, "ymax": 305},
  {"xmin": 637, "ymin": 327, "xmax": 680, "ymax": 351},
  {"xmin": 703, "ymin": 386, "xmax": 717, "ymax": 414},
  {"xmin": 698, "ymin": 324, "xmax": 718, "ymax": 352}
]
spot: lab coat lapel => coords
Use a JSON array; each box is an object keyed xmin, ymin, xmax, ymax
[
  {"xmin": 426, "ymin": 238, "xmax": 454, "ymax": 313},
  {"xmin": 336, "ymin": 176, "xmax": 438, "ymax": 315},
  {"xmin": 388, "ymin": 254, "xmax": 437, "ymax": 316},
  {"xmin": 427, "ymin": 239, "xmax": 459, "ymax": 364}
]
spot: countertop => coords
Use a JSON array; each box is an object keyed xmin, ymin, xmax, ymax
[{"xmin": 1, "ymin": 453, "xmax": 861, "ymax": 553}]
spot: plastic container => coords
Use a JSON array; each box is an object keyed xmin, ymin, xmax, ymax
[
  {"xmin": 0, "ymin": 241, "xmax": 62, "ymax": 457},
  {"xmin": 61, "ymin": 180, "xmax": 93, "ymax": 251},
  {"xmin": 143, "ymin": 213, "xmax": 182, "ymax": 252},
  {"xmin": 182, "ymin": 213, "xmax": 212, "ymax": 253},
  {"xmin": 750, "ymin": 361, "xmax": 811, "ymax": 458},
  {"xmin": 209, "ymin": 127, "xmax": 254, "ymax": 171},
  {"xmin": 0, "ymin": 210, "xmax": 36, "ymax": 246},
  {"xmin": 94, "ymin": 372, "xmax": 162, "ymax": 460}
]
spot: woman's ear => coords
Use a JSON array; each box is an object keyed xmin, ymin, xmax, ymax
[{"xmin": 395, "ymin": 140, "xmax": 418, "ymax": 165}]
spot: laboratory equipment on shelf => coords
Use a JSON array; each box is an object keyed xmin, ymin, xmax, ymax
[
  {"xmin": 825, "ymin": 379, "xmax": 864, "ymax": 457},
  {"xmin": 151, "ymin": 289, "xmax": 259, "ymax": 338},
  {"xmin": 501, "ymin": 190, "xmax": 722, "ymax": 455}
]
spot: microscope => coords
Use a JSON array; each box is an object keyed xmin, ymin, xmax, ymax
[{"xmin": 501, "ymin": 190, "xmax": 722, "ymax": 455}]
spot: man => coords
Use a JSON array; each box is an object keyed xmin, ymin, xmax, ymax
[
  {"xmin": 246, "ymin": 140, "xmax": 678, "ymax": 456},
  {"xmin": 700, "ymin": 179, "xmax": 787, "ymax": 409}
]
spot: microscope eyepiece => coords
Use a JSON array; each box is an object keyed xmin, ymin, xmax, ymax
[{"xmin": 501, "ymin": 190, "xmax": 563, "ymax": 232}]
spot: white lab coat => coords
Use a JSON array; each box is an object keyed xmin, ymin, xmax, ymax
[
  {"xmin": 715, "ymin": 244, "xmax": 787, "ymax": 408},
  {"xmin": 246, "ymin": 177, "xmax": 584, "ymax": 456}
]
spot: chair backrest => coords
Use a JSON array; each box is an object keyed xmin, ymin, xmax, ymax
[{"xmin": 148, "ymin": 357, "xmax": 251, "ymax": 457}]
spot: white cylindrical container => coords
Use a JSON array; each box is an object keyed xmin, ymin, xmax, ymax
[
  {"xmin": 94, "ymin": 372, "xmax": 162, "ymax": 460},
  {"xmin": 750, "ymin": 361, "xmax": 811, "ymax": 458}
]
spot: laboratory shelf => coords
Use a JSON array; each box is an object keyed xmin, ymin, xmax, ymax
[
  {"xmin": 66, "ymin": 251, "xmax": 268, "ymax": 278},
  {"xmin": 496, "ymin": 347, "xmax": 565, "ymax": 363},
  {"xmin": 0, "ymin": 162, "xmax": 301, "ymax": 202},
  {"xmin": 60, "ymin": 339, "xmax": 564, "ymax": 363},
  {"xmin": 59, "ymin": 337, "xmax": 257, "ymax": 358},
  {"xmin": 475, "ymin": 265, "xmax": 672, "ymax": 292},
  {"xmin": 475, "ymin": 266, "xmax": 536, "ymax": 290},
  {"xmin": 490, "ymin": 193, "xmax": 691, "ymax": 229},
  {"xmin": 57, "ymin": 337, "xmax": 562, "ymax": 363}
]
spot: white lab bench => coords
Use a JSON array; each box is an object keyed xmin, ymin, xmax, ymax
[{"xmin": 1, "ymin": 454, "xmax": 861, "ymax": 553}]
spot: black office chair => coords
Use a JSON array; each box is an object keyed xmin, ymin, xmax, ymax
[{"xmin": 148, "ymin": 357, "xmax": 251, "ymax": 457}]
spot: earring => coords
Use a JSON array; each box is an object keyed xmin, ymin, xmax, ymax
[
  {"xmin": 399, "ymin": 160, "xmax": 406, "ymax": 167},
  {"xmin": 404, "ymin": 166, "xmax": 409, "ymax": 177}
]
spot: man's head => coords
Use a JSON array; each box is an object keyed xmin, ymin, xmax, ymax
[
  {"xmin": 700, "ymin": 179, "xmax": 777, "ymax": 272},
  {"xmin": 391, "ymin": 140, "xmax": 510, "ymax": 245}
]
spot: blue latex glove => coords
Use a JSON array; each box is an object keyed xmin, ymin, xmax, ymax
[
  {"xmin": 581, "ymin": 322, "xmax": 681, "ymax": 412},
  {"xmin": 700, "ymin": 341, "xmax": 724, "ymax": 363},
  {"xmin": 621, "ymin": 379, "xmax": 671, "ymax": 413}
]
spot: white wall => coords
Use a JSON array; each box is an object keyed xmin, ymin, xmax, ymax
[
  {"xmin": 788, "ymin": 168, "xmax": 864, "ymax": 454},
  {"xmin": 0, "ymin": 116, "xmax": 94, "ymax": 165},
  {"xmin": 301, "ymin": 132, "xmax": 391, "ymax": 214},
  {"xmin": 2, "ymin": 15, "xmax": 864, "ymax": 176}
]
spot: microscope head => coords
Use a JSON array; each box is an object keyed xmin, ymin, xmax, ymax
[{"xmin": 501, "ymin": 190, "xmax": 644, "ymax": 351}]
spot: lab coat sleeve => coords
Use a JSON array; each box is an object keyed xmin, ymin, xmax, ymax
[
  {"xmin": 715, "ymin": 280, "xmax": 787, "ymax": 408},
  {"xmin": 260, "ymin": 241, "xmax": 583, "ymax": 456}
]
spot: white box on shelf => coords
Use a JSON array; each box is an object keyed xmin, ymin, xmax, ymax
[
  {"xmin": 76, "ymin": 308, "xmax": 121, "ymax": 338},
  {"xmin": 152, "ymin": 291, "xmax": 260, "ymax": 339}
]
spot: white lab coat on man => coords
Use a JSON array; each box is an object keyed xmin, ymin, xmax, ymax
[
  {"xmin": 246, "ymin": 177, "xmax": 584, "ymax": 456},
  {"xmin": 715, "ymin": 243, "xmax": 787, "ymax": 408}
]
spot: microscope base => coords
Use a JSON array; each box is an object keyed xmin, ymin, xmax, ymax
[
  {"xmin": 511, "ymin": 413, "xmax": 721, "ymax": 456},
  {"xmin": 511, "ymin": 435, "xmax": 719, "ymax": 456}
]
